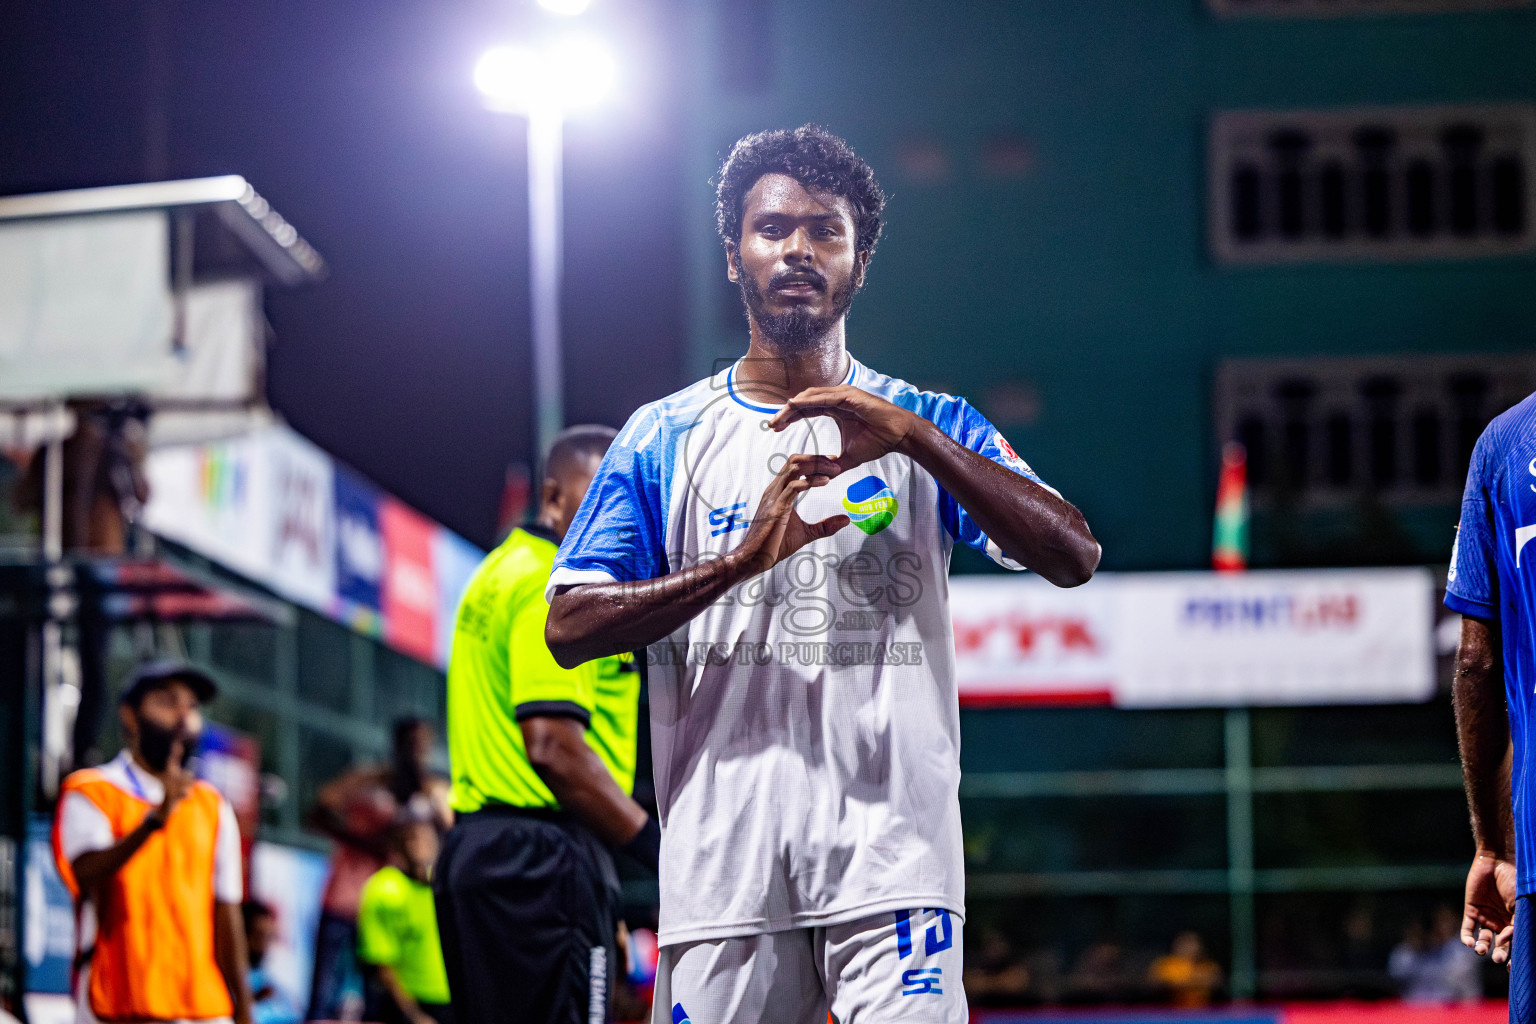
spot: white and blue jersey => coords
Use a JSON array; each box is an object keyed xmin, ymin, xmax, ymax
[
  {"xmin": 549, "ymin": 356, "xmax": 1054, "ymax": 946},
  {"xmin": 1446, "ymin": 391, "xmax": 1536, "ymax": 897}
]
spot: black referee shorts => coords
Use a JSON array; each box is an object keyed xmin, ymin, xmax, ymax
[{"xmin": 433, "ymin": 806, "xmax": 620, "ymax": 1024}]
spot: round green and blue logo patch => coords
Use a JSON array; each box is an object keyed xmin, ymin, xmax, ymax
[{"xmin": 842, "ymin": 476, "xmax": 898, "ymax": 536}]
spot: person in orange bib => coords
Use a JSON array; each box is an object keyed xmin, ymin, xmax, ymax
[{"xmin": 52, "ymin": 661, "xmax": 253, "ymax": 1024}]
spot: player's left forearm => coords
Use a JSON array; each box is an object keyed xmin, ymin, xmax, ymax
[
  {"xmin": 899, "ymin": 418, "xmax": 1099, "ymax": 587},
  {"xmin": 1453, "ymin": 615, "xmax": 1512, "ymax": 857},
  {"xmin": 214, "ymin": 900, "xmax": 254, "ymax": 1024}
]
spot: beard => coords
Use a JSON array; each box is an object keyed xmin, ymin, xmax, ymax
[
  {"xmin": 738, "ymin": 265, "xmax": 856, "ymax": 352},
  {"xmin": 137, "ymin": 716, "xmax": 197, "ymax": 772}
]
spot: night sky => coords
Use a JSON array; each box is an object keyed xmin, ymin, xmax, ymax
[{"xmin": 0, "ymin": 0, "xmax": 690, "ymax": 548}]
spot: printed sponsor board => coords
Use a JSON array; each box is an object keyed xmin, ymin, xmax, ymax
[
  {"xmin": 23, "ymin": 817, "xmax": 74, "ymax": 995},
  {"xmin": 144, "ymin": 424, "xmax": 482, "ymax": 669},
  {"xmin": 381, "ymin": 497, "xmax": 438, "ymax": 665},
  {"xmin": 952, "ymin": 568, "xmax": 1435, "ymax": 708},
  {"xmin": 333, "ymin": 465, "xmax": 385, "ymax": 633},
  {"xmin": 250, "ymin": 842, "xmax": 331, "ymax": 1019},
  {"xmin": 432, "ymin": 528, "xmax": 483, "ymax": 668}
]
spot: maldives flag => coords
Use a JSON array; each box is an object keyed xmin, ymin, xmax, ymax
[{"xmin": 1212, "ymin": 441, "xmax": 1249, "ymax": 572}]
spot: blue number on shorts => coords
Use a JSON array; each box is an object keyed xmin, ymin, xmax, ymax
[
  {"xmin": 894, "ymin": 910, "xmax": 913, "ymax": 959},
  {"xmin": 901, "ymin": 968, "xmax": 943, "ymax": 996},
  {"xmin": 924, "ymin": 909, "xmax": 953, "ymax": 955}
]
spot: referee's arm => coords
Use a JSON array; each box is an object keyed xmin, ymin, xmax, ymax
[
  {"xmin": 520, "ymin": 716, "xmax": 646, "ymax": 848},
  {"xmin": 511, "ymin": 577, "xmax": 659, "ymax": 869}
]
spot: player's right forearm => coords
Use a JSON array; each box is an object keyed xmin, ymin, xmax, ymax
[
  {"xmin": 546, "ymin": 553, "xmax": 752, "ymax": 668},
  {"xmin": 71, "ymin": 816, "xmax": 160, "ymax": 894},
  {"xmin": 1453, "ymin": 615, "xmax": 1511, "ymax": 855}
]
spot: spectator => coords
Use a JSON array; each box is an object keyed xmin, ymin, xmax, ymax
[
  {"xmin": 307, "ymin": 719, "xmax": 450, "ymax": 1022},
  {"xmin": 1390, "ymin": 905, "xmax": 1483, "ymax": 1004},
  {"xmin": 1147, "ymin": 931, "xmax": 1222, "ymax": 1008},
  {"xmin": 963, "ymin": 929, "xmax": 1031, "ymax": 1006},
  {"xmin": 52, "ymin": 661, "xmax": 252, "ymax": 1024},
  {"xmin": 244, "ymin": 901, "xmax": 301, "ymax": 1024},
  {"xmin": 357, "ymin": 811, "xmax": 451, "ymax": 1024},
  {"xmin": 1066, "ymin": 940, "xmax": 1136, "ymax": 1004}
]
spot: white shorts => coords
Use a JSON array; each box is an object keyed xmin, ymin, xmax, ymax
[{"xmin": 653, "ymin": 908, "xmax": 965, "ymax": 1024}]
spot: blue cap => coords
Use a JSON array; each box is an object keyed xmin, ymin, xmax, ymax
[{"xmin": 118, "ymin": 659, "xmax": 218, "ymax": 707}]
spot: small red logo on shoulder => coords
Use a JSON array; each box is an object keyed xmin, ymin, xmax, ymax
[{"xmin": 995, "ymin": 432, "xmax": 1019, "ymax": 460}]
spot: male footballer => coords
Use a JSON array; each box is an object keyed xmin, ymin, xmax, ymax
[
  {"xmin": 1448, "ymin": 389, "xmax": 1536, "ymax": 1017},
  {"xmin": 546, "ymin": 125, "xmax": 1099, "ymax": 1024}
]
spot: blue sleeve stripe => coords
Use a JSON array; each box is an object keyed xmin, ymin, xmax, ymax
[
  {"xmin": 553, "ymin": 404, "xmax": 670, "ymax": 583},
  {"xmin": 1445, "ymin": 590, "xmax": 1496, "ymax": 621},
  {"xmin": 861, "ymin": 368, "xmax": 1038, "ymax": 567}
]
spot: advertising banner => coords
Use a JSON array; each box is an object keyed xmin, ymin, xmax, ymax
[
  {"xmin": 143, "ymin": 431, "xmax": 268, "ymax": 583},
  {"xmin": 381, "ymin": 497, "xmax": 439, "ymax": 665},
  {"xmin": 949, "ymin": 575, "xmax": 1116, "ymax": 705},
  {"xmin": 23, "ymin": 817, "xmax": 74, "ymax": 995},
  {"xmin": 333, "ymin": 465, "xmax": 385, "ymax": 633},
  {"xmin": 264, "ymin": 429, "xmax": 335, "ymax": 611},
  {"xmin": 951, "ymin": 568, "xmax": 1435, "ymax": 709},
  {"xmin": 145, "ymin": 424, "xmax": 484, "ymax": 670},
  {"xmin": 250, "ymin": 842, "xmax": 331, "ymax": 1019},
  {"xmin": 1112, "ymin": 569, "xmax": 1436, "ymax": 708},
  {"xmin": 432, "ymin": 528, "xmax": 483, "ymax": 668}
]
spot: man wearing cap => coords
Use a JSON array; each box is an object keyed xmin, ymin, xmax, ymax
[{"xmin": 52, "ymin": 661, "xmax": 253, "ymax": 1024}]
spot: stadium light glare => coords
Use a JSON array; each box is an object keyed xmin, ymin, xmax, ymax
[
  {"xmin": 473, "ymin": 34, "xmax": 617, "ymax": 459},
  {"xmin": 537, "ymin": 0, "xmax": 593, "ymax": 15},
  {"xmin": 474, "ymin": 38, "xmax": 615, "ymax": 115},
  {"xmin": 546, "ymin": 37, "xmax": 617, "ymax": 110}
]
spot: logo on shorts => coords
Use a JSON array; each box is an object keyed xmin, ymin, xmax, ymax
[
  {"xmin": 842, "ymin": 477, "xmax": 898, "ymax": 536},
  {"xmin": 672, "ymin": 1004, "xmax": 692, "ymax": 1024},
  {"xmin": 901, "ymin": 968, "xmax": 943, "ymax": 996}
]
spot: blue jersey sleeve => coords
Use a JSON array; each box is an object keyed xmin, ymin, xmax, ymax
[
  {"xmin": 1446, "ymin": 424, "xmax": 1499, "ymax": 620},
  {"xmin": 548, "ymin": 408, "xmax": 669, "ymax": 598},
  {"xmin": 924, "ymin": 396, "xmax": 1054, "ymax": 571}
]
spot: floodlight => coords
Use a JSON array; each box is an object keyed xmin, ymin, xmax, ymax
[
  {"xmin": 474, "ymin": 45, "xmax": 542, "ymax": 114},
  {"xmin": 538, "ymin": 0, "xmax": 592, "ymax": 14},
  {"xmin": 544, "ymin": 37, "xmax": 616, "ymax": 110},
  {"xmin": 474, "ymin": 38, "xmax": 615, "ymax": 114},
  {"xmin": 471, "ymin": 34, "xmax": 616, "ymax": 462}
]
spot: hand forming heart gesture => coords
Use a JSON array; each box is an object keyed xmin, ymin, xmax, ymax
[{"xmin": 767, "ymin": 385, "xmax": 921, "ymax": 474}]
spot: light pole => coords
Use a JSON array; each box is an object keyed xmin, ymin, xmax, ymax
[{"xmin": 475, "ymin": 38, "xmax": 615, "ymax": 463}]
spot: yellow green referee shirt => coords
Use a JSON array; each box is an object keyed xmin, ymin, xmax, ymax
[
  {"xmin": 356, "ymin": 866, "xmax": 450, "ymax": 1004},
  {"xmin": 446, "ymin": 525, "xmax": 640, "ymax": 813}
]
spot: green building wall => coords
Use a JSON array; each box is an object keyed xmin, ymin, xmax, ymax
[{"xmin": 681, "ymin": 0, "xmax": 1536, "ymax": 571}]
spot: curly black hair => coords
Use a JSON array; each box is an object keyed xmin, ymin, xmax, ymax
[{"xmin": 715, "ymin": 124, "xmax": 886, "ymax": 259}]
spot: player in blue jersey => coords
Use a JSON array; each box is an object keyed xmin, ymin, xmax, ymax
[
  {"xmin": 545, "ymin": 125, "xmax": 1099, "ymax": 1023},
  {"xmin": 1447, "ymin": 390, "xmax": 1536, "ymax": 1015}
]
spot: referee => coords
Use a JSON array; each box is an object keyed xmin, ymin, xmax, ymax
[{"xmin": 434, "ymin": 425, "xmax": 658, "ymax": 1024}]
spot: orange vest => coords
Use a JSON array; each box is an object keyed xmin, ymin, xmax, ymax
[{"xmin": 52, "ymin": 767, "xmax": 235, "ymax": 1022}]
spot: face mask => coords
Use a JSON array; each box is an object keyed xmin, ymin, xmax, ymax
[{"xmin": 137, "ymin": 716, "xmax": 197, "ymax": 772}]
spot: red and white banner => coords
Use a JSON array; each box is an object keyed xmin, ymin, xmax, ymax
[
  {"xmin": 951, "ymin": 568, "xmax": 1435, "ymax": 708},
  {"xmin": 949, "ymin": 576, "xmax": 1116, "ymax": 706}
]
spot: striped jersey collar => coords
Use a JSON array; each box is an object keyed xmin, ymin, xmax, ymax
[{"xmin": 725, "ymin": 355, "xmax": 859, "ymax": 414}]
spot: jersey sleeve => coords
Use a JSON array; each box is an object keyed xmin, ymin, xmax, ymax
[
  {"xmin": 548, "ymin": 407, "xmax": 670, "ymax": 599},
  {"xmin": 355, "ymin": 877, "xmax": 401, "ymax": 967},
  {"xmin": 213, "ymin": 795, "xmax": 244, "ymax": 903},
  {"xmin": 1446, "ymin": 423, "xmax": 1499, "ymax": 620},
  {"xmin": 926, "ymin": 396, "xmax": 1058, "ymax": 571},
  {"xmin": 57, "ymin": 790, "xmax": 115, "ymax": 865},
  {"xmin": 509, "ymin": 571, "xmax": 593, "ymax": 725}
]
